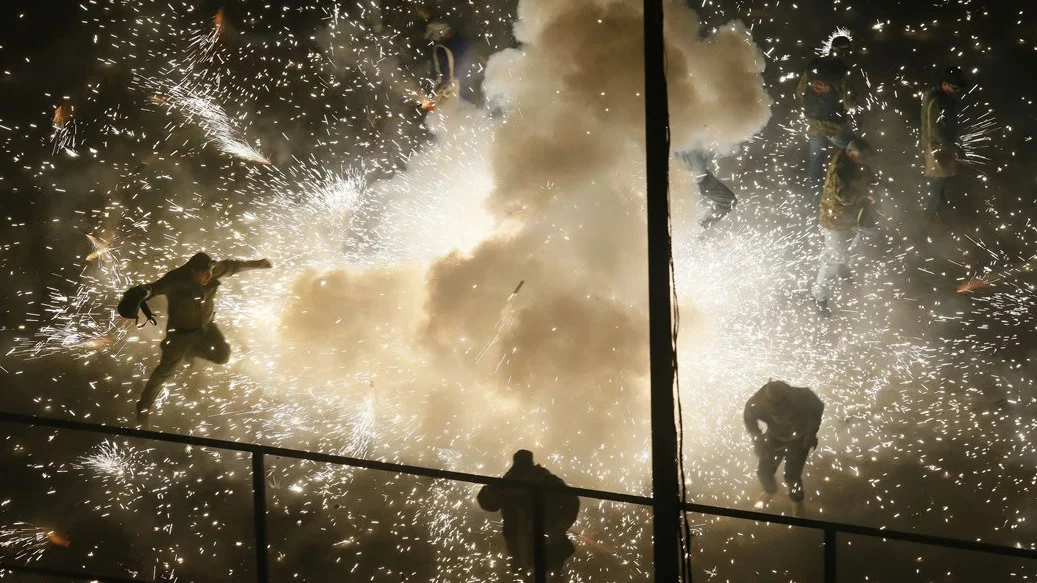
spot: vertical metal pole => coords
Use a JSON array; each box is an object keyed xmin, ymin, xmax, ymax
[
  {"xmin": 824, "ymin": 529, "xmax": 837, "ymax": 583},
  {"xmin": 532, "ymin": 490, "xmax": 547, "ymax": 583},
  {"xmin": 644, "ymin": 0, "xmax": 680, "ymax": 582},
  {"xmin": 251, "ymin": 453, "xmax": 271, "ymax": 583}
]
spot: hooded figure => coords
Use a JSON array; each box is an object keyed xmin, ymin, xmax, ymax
[
  {"xmin": 125, "ymin": 252, "xmax": 272, "ymax": 424},
  {"xmin": 744, "ymin": 381, "xmax": 824, "ymax": 503},
  {"xmin": 796, "ymin": 35, "xmax": 860, "ymax": 201},
  {"xmin": 921, "ymin": 66, "xmax": 971, "ymax": 217},
  {"xmin": 477, "ymin": 450, "xmax": 580, "ymax": 575}
]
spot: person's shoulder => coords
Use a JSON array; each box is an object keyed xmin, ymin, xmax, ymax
[
  {"xmin": 795, "ymin": 385, "xmax": 824, "ymax": 404},
  {"xmin": 157, "ymin": 267, "xmax": 189, "ymax": 285}
]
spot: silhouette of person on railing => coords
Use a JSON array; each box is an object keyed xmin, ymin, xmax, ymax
[{"xmin": 477, "ymin": 449, "xmax": 580, "ymax": 578}]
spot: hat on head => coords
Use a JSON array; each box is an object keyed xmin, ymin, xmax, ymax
[
  {"xmin": 185, "ymin": 252, "xmax": 215, "ymax": 272},
  {"xmin": 830, "ymin": 36, "xmax": 852, "ymax": 51}
]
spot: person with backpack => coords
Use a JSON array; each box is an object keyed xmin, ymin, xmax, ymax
[{"xmin": 118, "ymin": 252, "xmax": 272, "ymax": 425}]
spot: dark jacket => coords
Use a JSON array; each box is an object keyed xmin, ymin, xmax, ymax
[
  {"xmin": 477, "ymin": 462, "xmax": 580, "ymax": 569},
  {"xmin": 744, "ymin": 382, "xmax": 824, "ymax": 445},
  {"xmin": 145, "ymin": 259, "xmax": 267, "ymax": 332},
  {"xmin": 796, "ymin": 56, "xmax": 855, "ymax": 134}
]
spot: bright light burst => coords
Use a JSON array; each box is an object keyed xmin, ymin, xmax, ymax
[{"xmin": 0, "ymin": 523, "xmax": 67, "ymax": 564}]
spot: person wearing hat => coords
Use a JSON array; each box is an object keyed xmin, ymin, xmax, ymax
[
  {"xmin": 812, "ymin": 138, "xmax": 878, "ymax": 317},
  {"xmin": 744, "ymin": 380, "xmax": 824, "ymax": 504},
  {"xmin": 921, "ymin": 66, "xmax": 971, "ymax": 217},
  {"xmin": 119, "ymin": 252, "xmax": 272, "ymax": 425},
  {"xmin": 796, "ymin": 36, "xmax": 860, "ymax": 204},
  {"xmin": 477, "ymin": 449, "xmax": 580, "ymax": 575}
]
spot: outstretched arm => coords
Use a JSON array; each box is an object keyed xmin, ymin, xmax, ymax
[{"xmin": 213, "ymin": 258, "xmax": 273, "ymax": 279}]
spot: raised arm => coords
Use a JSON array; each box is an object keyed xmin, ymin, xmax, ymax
[{"xmin": 212, "ymin": 258, "xmax": 273, "ymax": 279}]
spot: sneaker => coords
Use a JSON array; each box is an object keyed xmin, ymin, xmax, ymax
[{"xmin": 788, "ymin": 481, "xmax": 804, "ymax": 503}]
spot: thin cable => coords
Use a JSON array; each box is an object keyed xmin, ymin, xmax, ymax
[{"xmin": 654, "ymin": 7, "xmax": 695, "ymax": 581}]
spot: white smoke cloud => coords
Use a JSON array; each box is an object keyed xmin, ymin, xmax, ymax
[{"xmin": 250, "ymin": 0, "xmax": 770, "ymax": 490}]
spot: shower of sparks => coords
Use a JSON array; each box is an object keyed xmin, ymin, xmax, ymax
[
  {"xmin": 2, "ymin": 0, "xmax": 1036, "ymax": 581},
  {"xmin": 72, "ymin": 440, "xmax": 156, "ymax": 486},
  {"xmin": 818, "ymin": 27, "xmax": 853, "ymax": 55},
  {"xmin": 139, "ymin": 79, "xmax": 272, "ymax": 165},
  {"xmin": 0, "ymin": 523, "xmax": 64, "ymax": 563},
  {"xmin": 474, "ymin": 280, "xmax": 524, "ymax": 365},
  {"xmin": 958, "ymin": 101, "xmax": 1001, "ymax": 165}
]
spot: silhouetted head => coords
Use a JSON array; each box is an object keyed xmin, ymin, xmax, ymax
[
  {"xmin": 846, "ymin": 138, "xmax": 873, "ymax": 164},
  {"xmin": 939, "ymin": 66, "xmax": 971, "ymax": 96},
  {"xmin": 512, "ymin": 449, "xmax": 535, "ymax": 468},
  {"xmin": 830, "ymin": 35, "xmax": 852, "ymax": 60},
  {"xmin": 185, "ymin": 252, "xmax": 216, "ymax": 286},
  {"xmin": 761, "ymin": 380, "xmax": 798, "ymax": 423},
  {"xmin": 762, "ymin": 380, "xmax": 792, "ymax": 400}
]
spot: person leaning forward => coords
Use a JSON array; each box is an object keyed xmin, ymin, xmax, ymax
[{"xmin": 118, "ymin": 252, "xmax": 272, "ymax": 425}]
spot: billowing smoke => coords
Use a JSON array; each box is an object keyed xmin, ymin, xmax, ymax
[{"xmin": 275, "ymin": 0, "xmax": 770, "ymax": 487}]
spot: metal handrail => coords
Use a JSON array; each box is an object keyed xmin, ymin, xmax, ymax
[{"xmin": 1, "ymin": 411, "xmax": 1036, "ymax": 583}]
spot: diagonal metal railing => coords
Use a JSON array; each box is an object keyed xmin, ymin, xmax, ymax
[{"xmin": 1, "ymin": 411, "xmax": 1036, "ymax": 582}]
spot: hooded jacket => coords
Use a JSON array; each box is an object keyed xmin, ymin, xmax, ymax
[{"xmin": 744, "ymin": 382, "xmax": 824, "ymax": 445}]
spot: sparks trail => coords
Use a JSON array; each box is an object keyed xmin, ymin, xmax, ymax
[
  {"xmin": 0, "ymin": 523, "xmax": 68, "ymax": 563},
  {"xmin": 475, "ymin": 280, "xmax": 525, "ymax": 365},
  {"xmin": 958, "ymin": 105, "xmax": 1000, "ymax": 165},
  {"xmin": 140, "ymin": 78, "xmax": 272, "ymax": 166}
]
